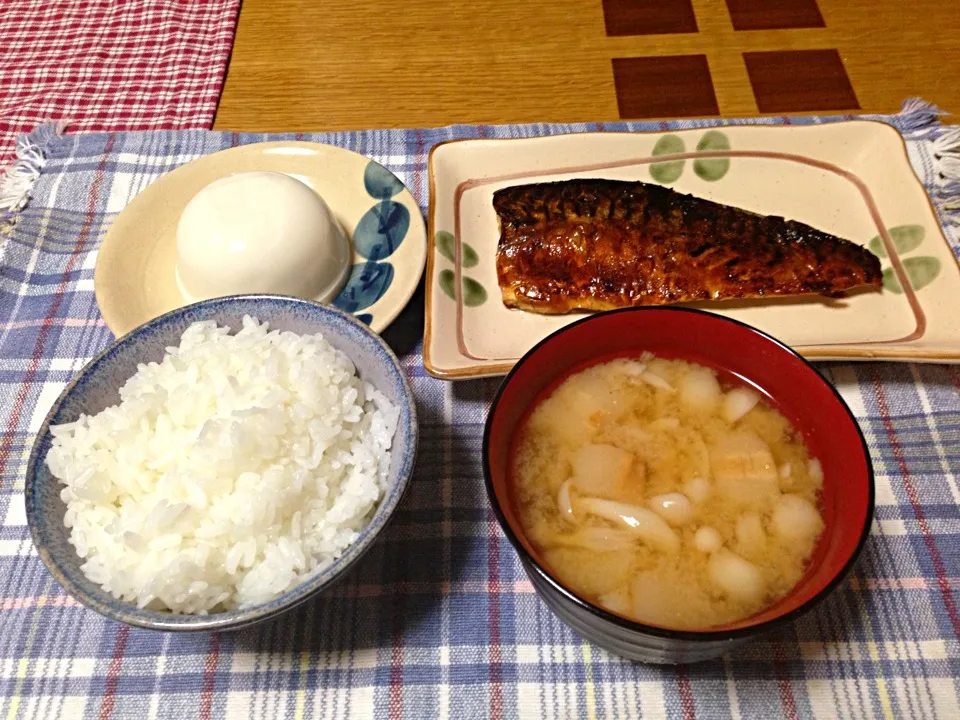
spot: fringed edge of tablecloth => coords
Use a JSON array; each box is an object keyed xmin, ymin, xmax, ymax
[
  {"xmin": 895, "ymin": 97, "xmax": 948, "ymax": 131},
  {"xmin": 932, "ymin": 127, "xmax": 960, "ymax": 211},
  {"xmin": 0, "ymin": 121, "xmax": 67, "ymax": 240}
]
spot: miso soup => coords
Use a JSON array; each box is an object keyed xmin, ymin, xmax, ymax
[{"xmin": 511, "ymin": 354, "xmax": 825, "ymax": 630}]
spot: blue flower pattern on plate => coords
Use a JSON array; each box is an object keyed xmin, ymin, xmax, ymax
[
  {"xmin": 334, "ymin": 161, "xmax": 408, "ymax": 325},
  {"xmin": 334, "ymin": 262, "xmax": 395, "ymax": 313},
  {"xmin": 363, "ymin": 162, "xmax": 406, "ymax": 199},
  {"xmin": 353, "ymin": 201, "xmax": 410, "ymax": 260}
]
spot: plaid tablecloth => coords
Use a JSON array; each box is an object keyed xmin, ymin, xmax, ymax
[
  {"xmin": 0, "ymin": 0, "xmax": 241, "ymax": 227},
  {"xmin": 1, "ymin": 104, "xmax": 959, "ymax": 719}
]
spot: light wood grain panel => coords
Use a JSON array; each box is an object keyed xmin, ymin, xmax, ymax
[{"xmin": 214, "ymin": 0, "xmax": 959, "ymax": 130}]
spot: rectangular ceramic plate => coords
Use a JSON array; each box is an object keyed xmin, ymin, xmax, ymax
[{"xmin": 424, "ymin": 122, "xmax": 960, "ymax": 379}]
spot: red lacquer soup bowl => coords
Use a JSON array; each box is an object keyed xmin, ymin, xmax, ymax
[{"xmin": 482, "ymin": 307, "xmax": 874, "ymax": 664}]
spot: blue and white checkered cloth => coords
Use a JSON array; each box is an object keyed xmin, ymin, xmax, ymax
[{"xmin": 1, "ymin": 104, "xmax": 959, "ymax": 719}]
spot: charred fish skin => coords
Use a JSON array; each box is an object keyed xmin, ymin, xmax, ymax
[{"xmin": 493, "ymin": 179, "xmax": 883, "ymax": 314}]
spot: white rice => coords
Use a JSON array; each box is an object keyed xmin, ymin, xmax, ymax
[{"xmin": 45, "ymin": 316, "xmax": 398, "ymax": 614}]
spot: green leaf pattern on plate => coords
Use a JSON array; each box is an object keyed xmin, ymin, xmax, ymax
[
  {"xmin": 435, "ymin": 230, "xmax": 479, "ymax": 267},
  {"xmin": 650, "ymin": 131, "xmax": 732, "ymax": 183},
  {"xmin": 873, "ymin": 224, "xmax": 940, "ymax": 293},
  {"xmin": 462, "ymin": 277, "xmax": 488, "ymax": 306},
  {"xmin": 882, "ymin": 257, "xmax": 941, "ymax": 294},
  {"xmin": 435, "ymin": 232, "xmax": 487, "ymax": 305},
  {"xmin": 438, "ymin": 269, "xmax": 456, "ymax": 299},
  {"xmin": 693, "ymin": 131, "xmax": 731, "ymax": 182},
  {"xmin": 649, "ymin": 135, "xmax": 685, "ymax": 184},
  {"xmin": 868, "ymin": 225, "xmax": 925, "ymax": 259}
]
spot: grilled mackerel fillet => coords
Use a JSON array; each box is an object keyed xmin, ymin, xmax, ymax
[{"xmin": 493, "ymin": 179, "xmax": 882, "ymax": 314}]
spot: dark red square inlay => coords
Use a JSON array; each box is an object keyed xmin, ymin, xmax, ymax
[
  {"xmin": 725, "ymin": 0, "xmax": 824, "ymax": 31},
  {"xmin": 743, "ymin": 49, "xmax": 859, "ymax": 113},
  {"xmin": 603, "ymin": 0, "xmax": 698, "ymax": 36},
  {"xmin": 612, "ymin": 55, "xmax": 719, "ymax": 119}
]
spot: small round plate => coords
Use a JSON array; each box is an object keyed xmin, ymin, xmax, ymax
[{"xmin": 94, "ymin": 141, "xmax": 426, "ymax": 336}]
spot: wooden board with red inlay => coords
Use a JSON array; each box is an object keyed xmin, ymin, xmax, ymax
[
  {"xmin": 215, "ymin": 0, "xmax": 960, "ymax": 130},
  {"xmin": 606, "ymin": 0, "xmax": 859, "ymax": 118}
]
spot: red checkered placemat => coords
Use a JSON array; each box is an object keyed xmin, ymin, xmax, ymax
[{"xmin": 0, "ymin": 0, "xmax": 241, "ymax": 164}]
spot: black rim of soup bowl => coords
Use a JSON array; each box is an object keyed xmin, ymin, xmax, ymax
[
  {"xmin": 25, "ymin": 294, "xmax": 419, "ymax": 632},
  {"xmin": 482, "ymin": 306, "xmax": 876, "ymax": 645}
]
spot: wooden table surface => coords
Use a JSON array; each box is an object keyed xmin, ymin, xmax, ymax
[{"xmin": 214, "ymin": 0, "xmax": 959, "ymax": 131}]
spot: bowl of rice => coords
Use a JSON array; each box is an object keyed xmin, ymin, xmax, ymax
[{"xmin": 25, "ymin": 294, "xmax": 417, "ymax": 632}]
